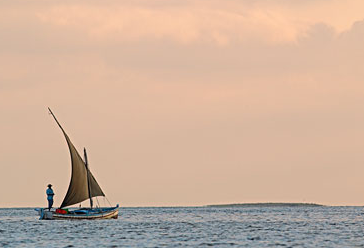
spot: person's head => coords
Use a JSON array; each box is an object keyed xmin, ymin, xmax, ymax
[{"xmin": 47, "ymin": 184, "xmax": 52, "ymax": 188}]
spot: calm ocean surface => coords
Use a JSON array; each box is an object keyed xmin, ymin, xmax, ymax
[{"xmin": 0, "ymin": 206, "xmax": 364, "ymax": 247}]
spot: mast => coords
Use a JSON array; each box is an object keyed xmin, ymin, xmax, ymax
[{"xmin": 84, "ymin": 148, "xmax": 93, "ymax": 209}]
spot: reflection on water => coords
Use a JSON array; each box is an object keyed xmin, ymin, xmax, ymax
[{"xmin": 0, "ymin": 206, "xmax": 364, "ymax": 247}]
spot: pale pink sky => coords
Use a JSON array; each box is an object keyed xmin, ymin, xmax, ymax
[{"xmin": 1, "ymin": 0, "xmax": 364, "ymax": 207}]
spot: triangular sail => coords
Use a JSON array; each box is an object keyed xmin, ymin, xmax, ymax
[{"xmin": 48, "ymin": 108, "xmax": 105, "ymax": 209}]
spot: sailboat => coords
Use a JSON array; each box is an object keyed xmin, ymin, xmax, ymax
[{"xmin": 36, "ymin": 108, "xmax": 119, "ymax": 220}]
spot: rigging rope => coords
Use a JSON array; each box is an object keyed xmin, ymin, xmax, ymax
[
  {"xmin": 105, "ymin": 196, "xmax": 112, "ymax": 207},
  {"xmin": 95, "ymin": 196, "xmax": 101, "ymax": 208}
]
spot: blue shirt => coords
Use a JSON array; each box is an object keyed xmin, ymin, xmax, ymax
[{"xmin": 46, "ymin": 188, "xmax": 54, "ymax": 200}]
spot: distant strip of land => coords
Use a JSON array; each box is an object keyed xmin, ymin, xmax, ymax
[{"xmin": 206, "ymin": 203, "xmax": 323, "ymax": 207}]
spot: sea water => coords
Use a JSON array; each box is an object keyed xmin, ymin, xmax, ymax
[{"xmin": 0, "ymin": 206, "xmax": 364, "ymax": 247}]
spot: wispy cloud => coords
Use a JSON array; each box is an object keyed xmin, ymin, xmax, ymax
[{"xmin": 0, "ymin": 0, "xmax": 362, "ymax": 47}]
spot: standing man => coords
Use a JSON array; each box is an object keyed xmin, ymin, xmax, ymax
[{"xmin": 46, "ymin": 184, "xmax": 55, "ymax": 211}]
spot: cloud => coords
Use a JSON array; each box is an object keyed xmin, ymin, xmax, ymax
[
  {"xmin": 32, "ymin": 4, "xmax": 290, "ymax": 45},
  {"xmin": 1, "ymin": 0, "xmax": 362, "ymax": 49}
]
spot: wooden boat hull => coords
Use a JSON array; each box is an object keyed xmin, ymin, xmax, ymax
[{"xmin": 36, "ymin": 205, "xmax": 119, "ymax": 220}]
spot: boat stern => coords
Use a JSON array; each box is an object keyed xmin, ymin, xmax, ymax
[{"xmin": 35, "ymin": 208, "xmax": 54, "ymax": 220}]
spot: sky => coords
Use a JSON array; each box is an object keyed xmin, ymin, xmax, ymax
[{"xmin": 1, "ymin": 0, "xmax": 364, "ymax": 207}]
